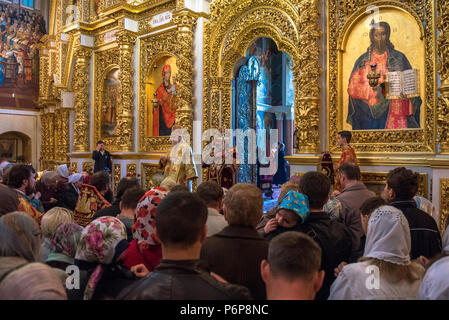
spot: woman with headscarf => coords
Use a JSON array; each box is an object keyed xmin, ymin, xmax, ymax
[
  {"xmin": 0, "ymin": 211, "xmax": 42, "ymax": 262},
  {"xmin": 35, "ymin": 170, "xmax": 59, "ymax": 211},
  {"xmin": 45, "ymin": 222, "xmax": 83, "ymax": 282},
  {"xmin": 121, "ymin": 187, "xmax": 168, "ymax": 272},
  {"xmin": 329, "ymin": 205, "xmax": 425, "ymax": 300},
  {"xmin": 72, "ymin": 216, "xmax": 137, "ymax": 300},
  {"xmin": 0, "ymin": 183, "xmax": 19, "ymax": 217},
  {"xmin": 0, "ymin": 212, "xmax": 63, "ymax": 300},
  {"xmin": 418, "ymin": 222, "xmax": 449, "ymax": 299},
  {"xmin": 40, "ymin": 207, "xmax": 74, "ymax": 262},
  {"xmin": 57, "ymin": 173, "xmax": 83, "ymax": 211},
  {"xmin": 0, "ymin": 262, "xmax": 67, "ymax": 300}
]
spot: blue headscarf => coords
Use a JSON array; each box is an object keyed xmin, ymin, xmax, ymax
[{"xmin": 277, "ymin": 190, "xmax": 310, "ymax": 223}]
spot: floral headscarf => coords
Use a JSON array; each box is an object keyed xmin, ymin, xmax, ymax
[
  {"xmin": 75, "ymin": 216, "xmax": 128, "ymax": 300},
  {"xmin": 132, "ymin": 187, "xmax": 169, "ymax": 248},
  {"xmin": 46, "ymin": 223, "xmax": 83, "ymax": 265}
]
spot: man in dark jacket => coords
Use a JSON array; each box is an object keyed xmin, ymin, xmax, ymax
[
  {"xmin": 384, "ymin": 167, "xmax": 441, "ymax": 260},
  {"xmin": 201, "ymin": 183, "xmax": 268, "ymax": 300},
  {"xmin": 92, "ymin": 140, "xmax": 112, "ymax": 173},
  {"xmin": 118, "ymin": 191, "xmax": 252, "ymax": 300},
  {"xmin": 265, "ymin": 171, "xmax": 352, "ymax": 300}
]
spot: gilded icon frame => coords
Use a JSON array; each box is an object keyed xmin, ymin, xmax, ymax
[{"xmin": 327, "ymin": 1, "xmax": 436, "ymax": 154}]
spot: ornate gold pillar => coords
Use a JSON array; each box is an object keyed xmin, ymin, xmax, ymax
[
  {"xmin": 48, "ymin": 111, "xmax": 55, "ymax": 162},
  {"xmin": 437, "ymin": 0, "xmax": 449, "ymax": 153},
  {"xmin": 72, "ymin": 43, "xmax": 92, "ymax": 152},
  {"xmin": 295, "ymin": 0, "xmax": 321, "ymax": 153},
  {"xmin": 56, "ymin": 108, "xmax": 71, "ymax": 163},
  {"xmin": 173, "ymin": 11, "xmax": 197, "ymax": 143},
  {"xmin": 221, "ymin": 77, "xmax": 233, "ymax": 129},
  {"xmin": 116, "ymin": 29, "xmax": 136, "ymax": 152},
  {"xmin": 210, "ymin": 77, "xmax": 220, "ymax": 129}
]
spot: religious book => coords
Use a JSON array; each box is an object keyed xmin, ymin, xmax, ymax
[{"xmin": 385, "ymin": 69, "xmax": 419, "ymax": 99}]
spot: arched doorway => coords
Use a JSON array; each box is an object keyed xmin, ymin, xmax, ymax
[
  {"xmin": 0, "ymin": 131, "xmax": 32, "ymax": 164},
  {"xmin": 233, "ymin": 37, "xmax": 294, "ymax": 189}
]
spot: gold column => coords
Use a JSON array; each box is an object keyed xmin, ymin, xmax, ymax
[
  {"xmin": 54, "ymin": 109, "xmax": 62, "ymax": 162},
  {"xmin": 173, "ymin": 11, "xmax": 197, "ymax": 144},
  {"xmin": 437, "ymin": 0, "xmax": 449, "ymax": 153},
  {"xmin": 40, "ymin": 111, "xmax": 48, "ymax": 166},
  {"xmin": 60, "ymin": 108, "xmax": 70, "ymax": 163},
  {"xmin": 440, "ymin": 178, "xmax": 449, "ymax": 232},
  {"xmin": 116, "ymin": 29, "xmax": 136, "ymax": 152},
  {"xmin": 48, "ymin": 112, "xmax": 55, "ymax": 162},
  {"xmin": 220, "ymin": 77, "xmax": 233, "ymax": 130},
  {"xmin": 210, "ymin": 77, "xmax": 220, "ymax": 129},
  {"xmin": 295, "ymin": 0, "xmax": 321, "ymax": 153},
  {"xmin": 73, "ymin": 44, "xmax": 92, "ymax": 152}
]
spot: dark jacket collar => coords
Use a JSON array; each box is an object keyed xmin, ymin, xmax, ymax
[
  {"xmin": 215, "ymin": 225, "xmax": 266, "ymax": 241},
  {"xmin": 389, "ymin": 199, "xmax": 417, "ymax": 209},
  {"xmin": 156, "ymin": 259, "xmax": 202, "ymax": 274}
]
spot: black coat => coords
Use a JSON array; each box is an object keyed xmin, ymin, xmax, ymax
[
  {"xmin": 92, "ymin": 150, "xmax": 112, "ymax": 173},
  {"xmin": 58, "ymin": 183, "xmax": 79, "ymax": 212},
  {"xmin": 390, "ymin": 200, "xmax": 442, "ymax": 259},
  {"xmin": 266, "ymin": 212, "xmax": 352, "ymax": 300},
  {"xmin": 93, "ymin": 201, "xmax": 121, "ymax": 219},
  {"xmin": 200, "ymin": 225, "xmax": 268, "ymax": 300},
  {"xmin": 118, "ymin": 260, "xmax": 252, "ymax": 300}
]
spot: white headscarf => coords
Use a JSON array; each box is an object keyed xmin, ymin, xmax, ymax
[
  {"xmin": 68, "ymin": 173, "xmax": 83, "ymax": 184},
  {"xmin": 364, "ymin": 205, "xmax": 411, "ymax": 265},
  {"xmin": 57, "ymin": 164, "xmax": 70, "ymax": 179},
  {"xmin": 418, "ymin": 256, "xmax": 449, "ymax": 300},
  {"xmin": 442, "ymin": 224, "xmax": 449, "ymax": 254}
]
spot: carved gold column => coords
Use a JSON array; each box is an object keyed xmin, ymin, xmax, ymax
[
  {"xmin": 210, "ymin": 77, "xmax": 220, "ymax": 129},
  {"xmin": 221, "ymin": 77, "xmax": 233, "ymax": 129},
  {"xmin": 174, "ymin": 11, "xmax": 197, "ymax": 143},
  {"xmin": 116, "ymin": 30, "xmax": 136, "ymax": 152},
  {"xmin": 295, "ymin": 0, "xmax": 321, "ymax": 153},
  {"xmin": 73, "ymin": 44, "xmax": 92, "ymax": 152},
  {"xmin": 440, "ymin": 178, "xmax": 449, "ymax": 232},
  {"xmin": 60, "ymin": 108, "xmax": 70, "ymax": 162},
  {"xmin": 40, "ymin": 111, "xmax": 48, "ymax": 165},
  {"xmin": 437, "ymin": 0, "xmax": 449, "ymax": 153},
  {"xmin": 48, "ymin": 112, "xmax": 55, "ymax": 162},
  {"xmin": 54, "ymin": 109, "xmax": 62, "ymax": 162}
]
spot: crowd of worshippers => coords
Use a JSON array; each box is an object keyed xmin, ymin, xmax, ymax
[{"xmin": 0, "ymin": 160, "xmax": 448, "ymax": 300}]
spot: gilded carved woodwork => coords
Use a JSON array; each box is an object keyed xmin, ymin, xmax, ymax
[
  {"xmin": 440, "ymin": 178, "xmax": 449, "ymax": 232},
  {"xmin": 71, "ymin": 162, "xmax": 79, "ymax": 173},
  {"xmin": 437, "ymin": 0, "xmax": 449, "ymax": 153},
  {"xmin": 116, "ymin": 30, "xmax": 136, "ymax": 152},
  {"xmin": 328, "ymin": 0, "xmax": 437, "ymax": 154},
  {"xmin": 82, "ymin": 161, "xmax": 94, "ymax": 175},
  {"xmin": 141, "ymin": 163, "xmax": 162, "ymax": 190},
  {"xmin": 202, "ymin": 0, "xmax": 320, "ymax": 155},
  {"xmin": 126, "ymin": 163, "xmax": 137, "ymax": 177},
  {"xmin": 114, "ymin": 164, "xmax": 122, "ymax": 192},
  {"xmin": 360, "ymin": 171, "xmax": 428, "ymax": 199},
  {"xmin": 73, "ymin": 44, "xmax": 93, "ymax": 152}
]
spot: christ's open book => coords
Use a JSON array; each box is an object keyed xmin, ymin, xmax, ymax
[{"xmin": 385, "ymin": 69, "xmax": 419, "ymax": 99}]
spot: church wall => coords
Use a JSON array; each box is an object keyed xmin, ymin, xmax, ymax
[{"xmin": 0, "ymin": 108, "xmax": 40, "ymax": 168}]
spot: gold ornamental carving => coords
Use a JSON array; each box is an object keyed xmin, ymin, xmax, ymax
[
  {"xmin": 360, "ymin": 171, "xmax": 428, "ymax": 199},
  {"xmin": 141, "ymin": 163, "xmax": 162, "ymax": 190},
  {"xmin": 71, "ymin": 162, "xmax": 79, "ymax": 173},
  {"xmin": 116, "ymin": 30, "xmax": 136, "ymax": 152},
  {"xmin": 73, "ymin": 45, "xmax": 93, "ymax": 152},
  {"xmin": 437, "ymin": 0, "xmax": 449, "ymax": 153},
  {"xmin": 328, "ymin": 0, "xmax": 437, "ymax": 154},
  {"xmin": 82, "ymin": 161, "xmax": 94, "ymax": 175},
  {"xmin": 113, "ymin": 163, "xmax": 122, "ymax": 192},
  {"xmin": 202, "ymin": 0, "xmax": 320, "ymax": 154},
  {"xmin": 126, "ymin": 163, "xmax": 137, "ymax": 177},
  {"xmin": 440, "ymin": 178, "xmax": 449, "ymax": 233}
]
